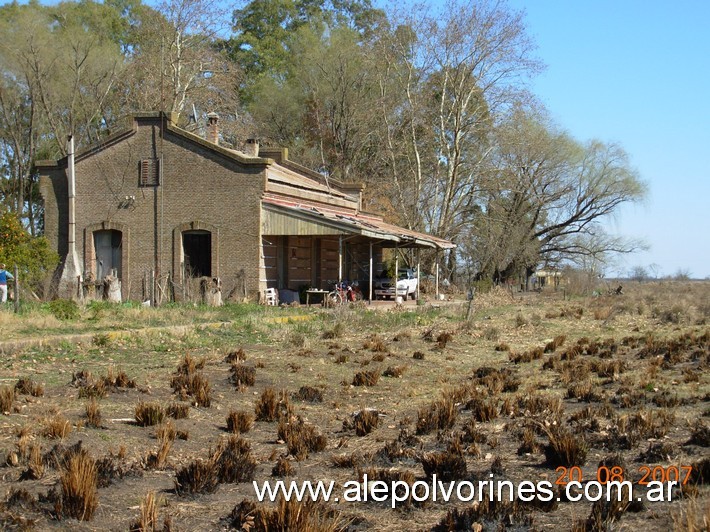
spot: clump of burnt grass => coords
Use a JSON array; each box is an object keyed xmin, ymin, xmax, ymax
[
  {"xmin": 226, "ymin": 410, "xmax": 254, "ymax": 434},
  {"xmin": 686, "ymin": 422, "xmax": 710, "ymax": 447},
  {"xmin": 1, "ymin": 385, "xmax": 16, "ymax": 413},
  {"xmin": 352, "ymin": 369, "xmax": 381, "ymax": 386},
  {"xmin": 145, "ymin": 423, "xmax": 174, "ymax": 470},
  {"xmin": 416, "ymin": 395, "xmax": 458, "ymax": 435},
  {"xmin": 14, "ymin": 377, "xmax": 44, "ymax": 397},
  {"xmin": 543, "ymin": 426, "xmax": 588, "ymax": 467},
  {"xmin": 352, "ymin": 409, "xmax": 380, "ymax": 436},
  {"xmin": 421, "ymin": 439, "xmax": 467, "ymax": 481},
  {"xmin": 103, "ymin": 366, "xmax": 137, "ymax": 389},
  {"xmin": 472, "ymin": 367, "xmax": 520, "ymax": 394},
  {"xmin": 510, "ymin": 347, "xmax": 544, "ymax": 364},
  {"xmin": 20, "ymin": 443, "xmax": 45, "ymax": 480},
  {"xmin": 170, "ymin": 354, "xmax": 211, "ymax": 407},
  {"xmin": 382, "ymin": 365, "xmax": 407, "ymax": 378},
  {"xmin": 494, "ymin": 342, "xmax": 510, "ymax": 352},
  {"xmin": 363, "ymin": 334, "xmax": 388, "ymax": 353},
  {"xmin": 433, "ymin": 498, "xmax": 533, "ymax": 531},
  {"xmin": 59, "ymin": 449, "xmax": 99, "ymax": 521},
  {"xmin": 277, "ymin": 415, "xmax": 328, "ymax": 460},
  {"xmin": 230, "ymin": 497, "xmax": 346, "ymax": 531},
  {"xmin": 465, "ymin": 395, "xmax": 499, "ymax": 422},
  {"xmin": 566, "ymin": 381, "xmax": 605, "ymax": 403},
  {"xmin": 503, "ymin": 392, "xmax": 563, "ymax": 421},
  {"xmin": 412, "ymin": 351, "xmax": 425, "ymax": 360},
  {"xmin": 574, "ymin": 487, "xmax": 630, "ymax": 532},
  {"xmin": 166, "ymin": 402, "xmax": 190, "ymax": 419},
  {"xmin": 254, "ymin": 388, "xmax": 291, "ymax": 422},
  {"xmin": 213, "ymin": 435, "xmax": 258, "ymax": 483},
  {"xmin": 293, "ymin": 386, "xmax": 323, "ymax": 403},
  {"xmin": 129, "ymin": 492, "xmax": 160, "ymax": 532},
  {"xmin": 272, "ymin": 456, "xmax": 294, "ymax": 477},
  {"xmin": 230, "ymin": 362, "xmax": 256, "ymax": 387},
  {"xmin": 517, "ymin": 427, "xmax": 542, "ymax": 456},
  {"xmin": 174, "ymin": 458, "xmax": 219, "ymax": 495},
  {"xmin": 73, "ymin": 368, "xmax": 136, "ymax": 399},
  {"xmin": 85, "ymin": 398, "xmax": 102, "ymax": 428},
  {"xmin": 544, "ymin": 335, "xmax": 566, "ymax": 353},
  {"xmin": 43, "ymin": 414, "xmax": 73, "ymax": 439},
  {"xmin": 134, "ymin": 401, "xmax": 166, "ymax": 427},
  {"xmin": 224, "ymin": 348, "xmax": 247, "ymax": 363},
  {"xmin": 436, "ymin": 331, "xmax": 454, "ymax": 348}
]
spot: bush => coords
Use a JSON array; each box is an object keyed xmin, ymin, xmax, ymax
[{"xmin": 48, "ymin": 299, "xmax": 80, "ymax": 320}]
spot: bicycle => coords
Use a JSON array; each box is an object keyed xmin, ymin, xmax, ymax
[{"xmin": 326, "ymin": 280, "xmax": 363, "ymax": 306}]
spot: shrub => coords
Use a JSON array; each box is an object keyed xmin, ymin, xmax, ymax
[{"xmin": 48, "ymin": 299, "xmax": 80, "ymax": 321}]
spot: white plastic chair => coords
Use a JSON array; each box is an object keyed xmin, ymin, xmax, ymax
[{"xmin": 264, "ymin": 288, "xmax": 278, "ymax": 306}]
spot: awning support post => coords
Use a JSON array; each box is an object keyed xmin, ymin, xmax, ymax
[
  {"xmin": 369, "ymin": 241, "xmax": 373, "ymax": 304},
  {"xmin": 435, "ymin": 249, "xmax": 440, "ymax": 300},
  {"xmin": 416, "ymin": 248, "xmax": 420, "ymax": 301},
  {"xmin": 395, "ymin": 246, "xmax": 399, "ymax": 300},
  {"xmin": 338, "ymin": 235, "xmax": 343, "ymax": 284}
]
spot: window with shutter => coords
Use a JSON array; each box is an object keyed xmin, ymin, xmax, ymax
[{"xmin": 139, "ymin": 158, "xmax": 160, "ymax": 186}]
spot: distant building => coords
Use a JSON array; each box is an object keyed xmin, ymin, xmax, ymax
[{"xmin": 38, "ymin": 112, "xmax": 454, "ymax": 302}]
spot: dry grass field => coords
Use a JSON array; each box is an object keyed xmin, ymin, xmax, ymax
[{"xmin": 0, "ymin": 281, "xmax": 708, "ymax": 531}]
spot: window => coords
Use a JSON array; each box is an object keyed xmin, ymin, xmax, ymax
[
  {"xmin": 94, "ymin": 229, "xmax": 122, "ymax": 279},
  {"xmin": 139, "ymin": 158, "xmax": 160, "ymax": 186}
]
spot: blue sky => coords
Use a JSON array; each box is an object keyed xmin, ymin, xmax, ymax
[{"xmin": 505, "ymin": 0, "xmax": 710, "ymax": 278}]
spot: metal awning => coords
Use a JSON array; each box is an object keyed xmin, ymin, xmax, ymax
[{"xmin": 262, "ymin": 199, "xmax": 455, "ymax": 250}]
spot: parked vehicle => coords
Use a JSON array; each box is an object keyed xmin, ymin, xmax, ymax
[{"xmin": 374, "ymin": 268, "xmax": 418, "ymax": 300}]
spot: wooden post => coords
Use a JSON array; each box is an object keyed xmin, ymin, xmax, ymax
[
  {"xmin": 416, "ymin": 248, "xmax": 420, "ymax": 301},
  {"xmin": 368, "ymin": 241, "xmax": 373, "ymax": 304},
  {"xmin": 13, "ymin": 264, "xmax": 19, "ymax": 313}
]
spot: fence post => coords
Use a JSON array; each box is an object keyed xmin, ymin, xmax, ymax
[{"xmin": 13, "ymin": 264, "xmax": 19, "ymax": 313}]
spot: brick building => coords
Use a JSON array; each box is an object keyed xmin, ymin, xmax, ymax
[{"xmin": 38, "ymin": 112, "xmax": 453, "ymax": 303}]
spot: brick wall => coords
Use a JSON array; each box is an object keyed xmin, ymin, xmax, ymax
[{"xmin": 40, "ymin": 115, "xmax": 267, "ymax": 301}]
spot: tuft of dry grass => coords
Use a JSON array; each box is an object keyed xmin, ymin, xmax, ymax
[
  {"xmin": 15, "ymin": 377, "xmax": 44, "ymax": 397},
  {"xmin": 277, "ymin": 416, "xmax": 328, "ymax": 460},
  {"xmin": 543, "ymin": 427, "xmax": 588, "ymax": 467},
  {"xmin": 353, "ymin": 409, "xmax": 380, "ymax": 436},
  {"xmin": 166, "ymin": 402, "xmax": 190, "ymax": 419},
  {"xmin": 227, "ymin": 410, "xmax": 254, "ymax": 434},
  {"xmin": 60, "ymin": 450, "xmax": 99, "ymax": 521},
  {"xmin": 255, "ymin": 388, "xmax": 290, "ymax": 422},
  {"xmin": 213, "ymin": 435, "xmax": 258, "ymax": 483},
  {"xmin": 293, "ymin": 386, "xmax": 324, "ymax": 403},
  {"xmin": 272, "ymin": 456, "xmax": 294, "ymax": 477},
  {"xmin": 224, "ymin": 348, "xmax": 247, "ymax": 363},
  {"xmin": 1, "ymin": 385, "xmax": 16, "ymax": 413},
  {"xmin": 416, "ymin": 395, "xmax": 458, "ymax": 435},
  {"xmin": 129, "ymin": 492, "xmax": 158, "ymax": 532},
  {"xmin": 134, "ymin": 402, "xmax": 165, "ymax": 427},
  {"xmin": 85, "ymin": 397, "xmax": 102, "ymax": 428},
  {"xmin": 43, "ymin": 414, "xmax": 73, "ymax": 439},
  {"xmin": 421, "ymin": 439, "xmax": 467, "ymax": 481},
  {"xmin": 230, "ymin": 362, "xmax": 256, "ymax": 387},
  {"xmin": 352, "ymin": 369, "xmax": 381, "ymax": 386},
  {"xmin": 230, "ymin": 497, "xmax": 346, "ymax": 531},
  {"xmin": 174, "ymin": 458, "xmax": 219, "ymax": 495}
]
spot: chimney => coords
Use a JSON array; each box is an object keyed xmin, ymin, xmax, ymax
[
  {"xmin": 206, "ymin": 112, "xmax": 219, "ymax": 145},
  {"xmin": 244, "ymin": 138, "xmax": 259, "ymax": 157}
]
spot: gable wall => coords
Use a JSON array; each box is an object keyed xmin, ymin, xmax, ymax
[{"xmin": 42, "ymin": 116, "xmax": 267, "ymax": 300}]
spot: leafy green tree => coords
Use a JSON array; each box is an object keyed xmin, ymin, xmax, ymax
[{"xmin": 0, "ymin": 211, "xmax": 58, "ymax": 292}]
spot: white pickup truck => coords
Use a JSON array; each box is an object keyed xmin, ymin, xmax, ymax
[{"xmin": 374, "ymin": 268, "xmax": 418, "ymax": 300}]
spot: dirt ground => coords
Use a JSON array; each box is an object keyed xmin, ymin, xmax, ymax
[{"xmin": 0, "ymin": 281, "xmax": 708, "ymax": 531}]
